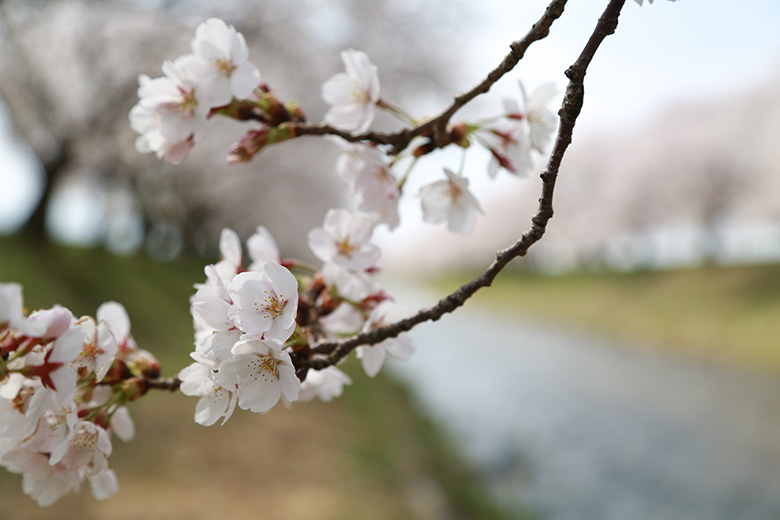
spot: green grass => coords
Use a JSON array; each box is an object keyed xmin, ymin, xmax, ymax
[
  {"xmin": 0, "ymin": 235, "xmax": 512, "ymax": 519},
  {"xmin": 438, "ymin": 264, "xmax": 780, "ymax": 373}
]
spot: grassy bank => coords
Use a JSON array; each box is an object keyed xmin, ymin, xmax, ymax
[
  {"xmin": 438, "ymin": 264, "xmax": 780, "ymax": 373},
  {"xmin": 0, "ymin": 236, "xmax": 512, "ymax": 520}
]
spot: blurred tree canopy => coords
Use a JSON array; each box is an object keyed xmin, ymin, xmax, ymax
[{"xmin": 0, "ymin": 0, "xmax": 469, "ymax": 258}]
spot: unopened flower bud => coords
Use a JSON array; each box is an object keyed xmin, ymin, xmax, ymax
[
  {"xmin": 285, "ymin": 101, "xmax": 306, "ymax": 122},
  {"xmin": 260, "ymin": 91, "xmax": 288, "ymax": 126},
  {"xmin": 115, "ymin": 376, "xmax": 148, "ymax": 402},
  {"xmin": 101, "ymin": 357, "xmax": 132, "ymax": 385},
  {"xmin": 448, "ymin": 122, "xmax": 471, "ymax": 148},
  {"xmin": 129, "ymin": 349, "xmax": 161, "ymax": 379},
  {"xmin": 227, "ymin": 128, "xmax": 269, "ymax": 164},
  {"xmin": 413, "ymin": 140, "xmax": 436, "ymax": 157}
]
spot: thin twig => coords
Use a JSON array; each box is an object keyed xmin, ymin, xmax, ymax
[
  {"xmin": 145, "ymin": 377, "xmax": 181, "ymax": 392},
  {"xmin": 304, "ymin": 0, "xmax": 628, "ymax": 371},
  {"xmin": 293, "ymin": 0, "xmax": 569, "ymax": 155}
]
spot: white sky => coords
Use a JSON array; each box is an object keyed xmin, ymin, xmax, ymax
[{"xmin": 1, "ymin": 0, "xmax": 779, "ymax": 244}]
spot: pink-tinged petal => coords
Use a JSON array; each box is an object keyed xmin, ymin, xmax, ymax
[
  {"xmin": 232, "ymin": 31, "xmax": 249, "ymax": 63},
  {"xmin": 220, "ymin": 228, "xmax": 243, "ymax": 267},
  {"xmin": 322, "ymin": 74, "xmax": 355, "ymax": 105},
  {"xmin": 359, "ymin": 345, "xmax": 385, "ymax": 378},
  {"xmin": 163, "ymin": 139, "xmax": 193, "ymax": 165},
  {"xmin": 319, "ymin": 302, "xmax": 365, "ymax": 336},
  {"xmin": 109, "ymin": 407, "xmax": 135, "ymax": 442},
  {"xmin": 238, "ymin": 377, "xmax": 280, "ymax": 413},
  {"xmin": 179, "ymin": 360, "xmax": 216, "ymax": 396},
  {"xmin": 298, "ymin": 366, "xmax": 352, "ymax": 403},
  {"xmin": 192, "ymin": 297, "xmax": 232, "ymax": 332},
  {"xmin": 194, "ymin": 386, "xmax": 234, "ymax": 426},
  {"xmin": 526, "ymin": 82, "xmax": 558, "ymax": 110},
  {"xmin": 383, "ymin": 335, "xmax": 415, "ymax": 361},
  {"xmin": 278, "ymin": 364, "xmax": 300, "ymax": 402},
  {"xmin": 503, "ymin": 98, "xmax": 521, "ymax": 116},
  {"xmin": 89, "ymin": 469, "xmax": 118, "ymax": 501},
  {"xmin": 97, "ymin": 302, "xmax": 131, "ymax": 345},
  {"xmin": 449, "ymin": 203, "xmax": 477, "ymax": 234},
  {"xmin": 419, "ymin": 181, "xmax": 451, "ymax": 224},
  {"xmin": 247, "ymin": 226, "xmax": 280, "ymax": 270},
  {"xmin": 27, "ymin": 307, "xmax": 73, "ymax": 339},
  {"xmin": 197, "ymin": 329, "xmax": 241, "ymax": 361},
  {"xmin": 0, "ymin": 283, "xmax": 46, "ymax": 337},
  {"xmin": 49, "ymin": 327, "xmax": 85, "ymax": 365},
  {"xmin": 230, "ymin": 62, "xmax": 260, "ymax": 99},
  {"xmin": 201, "ymin": 75, "xmax": 233, "ymax": 107},
  {"xmin": 93, "ymin": 322, "xmax": 118, "ymax": 382},
  {"xmin": 308, "ymin": 228, "xmax": 335, "ymax": 263}
]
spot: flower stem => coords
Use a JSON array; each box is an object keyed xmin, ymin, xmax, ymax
[{"xmin": 376, "ymin": 99, "xmax": 417, "ymax": 126}]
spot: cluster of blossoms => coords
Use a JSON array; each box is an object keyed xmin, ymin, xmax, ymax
[
  {"xmin": 129, "ymin": 20, "xmax": 558, "ymax": 236},
  {"xmin": 319, "ymin": 50, "xmax": 554, "ymax": 234},
  {"xmin": 0, "ymin": 284, "xmax": 159, "ymax": 506},
  {"xmin": 129, "ymin": 18, "xmax": 261, "ymax": 164},
  {"xmin": 179, "ymin": 209, "xmax": 413, "ymax": 425}
]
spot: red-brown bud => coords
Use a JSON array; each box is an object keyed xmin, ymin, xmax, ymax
[
  {"xmin": 448, "ymin": 122, "xmax": 471, "ymax": 148},
  {"xmin": 115, "ymin": 377, "xmax": 148, "ymax": 402},
  {"xmin": 413, "ymin": 140, "xmax": 436, "ymax": 157}
]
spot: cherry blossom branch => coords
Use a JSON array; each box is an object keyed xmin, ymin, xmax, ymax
[
  {"xmin": 145, "ymin": 377, "xmax": 181, "ymax": 392},
  {"xmin": 303, "ymin": 0, "xmax": 627, "ymax": 371},
  {"xmin": 293, "ymin": 0, "xmax": 569, "ymax": 155}
]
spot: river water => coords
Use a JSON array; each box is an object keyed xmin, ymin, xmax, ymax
[{"xmin": 390, "ymin": 287, "xmax": 780, "ymax": 520}]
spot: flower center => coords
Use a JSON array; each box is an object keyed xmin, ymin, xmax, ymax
[
  {"xmin": 216, "ymin": 57, "xmax": 234, "ymax": 76},
  {"xmin": 337, "ymin": 238, "xmax": 358, "ymax": 257},
  {"xmin": 258, "ymin": 290, "xmax": 286, "ymax": 319},
  {"xmin": 177, "ymin": 87, "xmax": 199, "ymax": 116}
]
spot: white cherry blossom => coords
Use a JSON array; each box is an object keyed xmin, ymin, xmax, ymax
[
  {"xmin": 2, "ymin": 449, "xmax": 82, "ymax": 507},
  {"xmin": 228, "ymin": 262, "xmax": 298, "ymax": 341},
  {"xmin": 419, "ymin": 168, "xmax": 483, "ymax": 234},
  {"xmin": 330, "ymin": 140, "xmax": 401, "ymax": 229},
  {"xmin": 356, "ymin": 302, "xmax": 415, "ymax": 377},
  {"xmin": 49, "ymin": 414, "xmax": 112, "ymax": 477},
  {"xmin": 182, "ymin": 18, "xmax": 260, "ymax": 107},
  {"xmin": 130, "ymin": 57, "xmax": 209, "ymax": 164},
  {"xmin": 178, "ymin": 356, "xmax": 237, "ymax": 426},
  {"xmin": 483, "ymin": 119, "xmax": 533, "ymax": 178},
  {"xmin": 299, "ymin": 367, "xmax": 352, "ymax": 403},
  {"xmin": 191, "ymin": 265, "xmax": 234, "ymax": 335},
  {"xmin": 0, "ymin": 283, "xmax": 46, "ymax": 337},
  {"xmin": 21, "ymin": 402, "xmax": 75, "ymax": 455},
  {"xmin": 308, "ymin": 209, "xmax": 380, "ymax": 271},
  {"xmin": 217, "ymin": 339, "xmax": 299, "ymax": 414},
  {"xmin": 516, "ymin": 80, "xmax": 558, "ymax": 153},
  {"xmin": 25, "ymin": 327, "xmax": 84, "ymax": 406},
  {"xmin": 88, "ymin": 469, "xmax": 119, "ymax": 501},
  {"xmin": 356, "ymin": 171, "xmax": 401, "ymax": 230},
  {"xmin": 129, "ymin": 101, "xmax": 194, "ymax": 165},
  {"xmin": 72, "ymin": 316, "xmax": 117, "ymax": 383},
  {"xmin": 26, "ymin": 307, "xmax": 74, "ymax": 340},
  {"xmin": 318, "ymin": 302, "xmax": 365, "ymax": 337},
  {"xmin": 213, "ymin": 227, "xmax": 243, "ymax": 283},
  {"xmin": 247, "ymin": 226, "xmax": 281, "ymax": 270},
  {"xmin": 322, "ymin": 49, "xmax": 380, "ymax": 133},
  {"xmin": 321, "ymin": 261, "xmax": 376, "ymax": 302}
]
